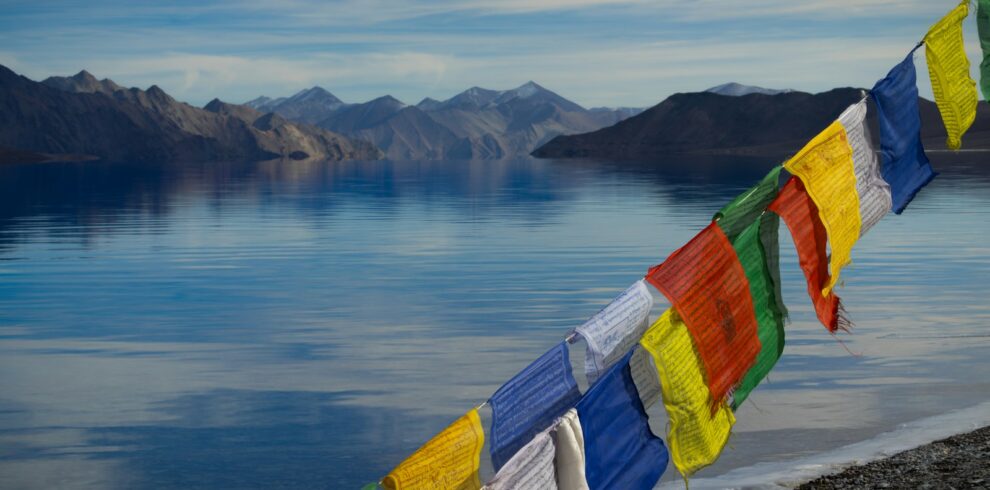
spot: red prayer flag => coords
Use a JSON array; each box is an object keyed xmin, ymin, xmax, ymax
[
  {"xmin": 645, "ymin": 222, "xmax": 761, "ymax": 405},
  {"xmin": 768, "ymin": 178, "xmax": 851, "ymax": 333}
]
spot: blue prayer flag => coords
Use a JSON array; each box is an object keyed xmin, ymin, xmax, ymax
[
  {"xmin": 489, "ymin": 341, "xmax": 582, "ymax": 471},
  {"xmin": 576, "ymin": 349, "xmax": 668, "ymax": 490},
  {"xmin": 871, "ymin": 46, "xmax": 937, "ymax": 214}
]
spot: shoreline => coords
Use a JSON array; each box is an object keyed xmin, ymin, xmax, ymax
[
  {"xmin": 798, "ymin": 425, "xmax": 990, "ymax": 489},
  {"xmin": 659, "ymin": 400, "xmax": 990, "ymax": 489}
]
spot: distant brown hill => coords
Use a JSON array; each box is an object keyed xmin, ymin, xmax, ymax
[
  {"xmin": 532, "ymin": 88, "xmax": 990, "ymax": 160},
  {"xmin": 0, "ymin": 66, "xmax": 381, "ymax": 163}
]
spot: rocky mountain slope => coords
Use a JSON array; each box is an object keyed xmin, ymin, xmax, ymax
[
  {"xmin": 0, "ymin": 67, "xmax": 380, "ymax": 163},
  {"xmin": 532, "ymin": 88, "xmax": 990, "ymax": 159},
  {"xmin": 247, "ymin": 82, "xmax": 643, "ymax": 160}
]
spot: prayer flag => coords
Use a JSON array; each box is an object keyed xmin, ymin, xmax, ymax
[
  {"xmin": 489, "ymin": 342, "xmax": 582, "ymax": 471},
  {"xmin": 728, "ymin": 219, "xmax": 785, "ymax": 409},
  {"xmin": 575, "ymin": 280, "xmax": 653, "ymax": 384},
  {"xmin": 924, "ymin": 0, "xmax": 979, "ymax": 150},
  {"xmin": 483, "ymin": 431, "xmax": 557, "ymax": 490},
  {"xmin": 783, "ymin": 110, "xmax": 860, "ymax": 296},
  {"xmin": 645, "ymin": 222, "xmax": 761, "ymax": 405},
  {"xmin": 383, "ymin": 409, "xmax": 485, "ymax": 490},
  {"xmin": 784, "ymin": 100, "xmax": 890, "ymax": 298},
  {"xmin": 842, "ymin": 101, "xmax": 893, "ymax": 236},
  {"xmin": 980, "ymin": 0, "xmax": 990, "ymax": 102},
  {"xmin": 871, "ymin": 47, "xmax": 938, "ymax": 214},
  {"xmin": 553, "ymin": 409, "xmax": 589, "ymax": 490},
  {"xmin": 640, "ymin": 309, "xmax": 735, "ymax": 478},
  {"xmin": 713, "ymin": 166, "xmax": 787, "ymax": 408},
  {"xmin": 576, "ymin": 350, "xmax": 668, "ymax": 490},
  {"xmin": 713, "ymin": 166, "xmax": 783, "ymax": 241},
  {"xmin": 769, "ymin": 178, "xmax": 851, "ymax": 333}
]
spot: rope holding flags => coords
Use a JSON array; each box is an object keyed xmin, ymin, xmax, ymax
[{"xmin": 375, "ymin": 3, "xmax": 988, "ymax": 488}]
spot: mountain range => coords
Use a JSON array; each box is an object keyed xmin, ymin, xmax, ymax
[
  {"xmin": 0, "ymin": 67, "xmax": 381, "ymax": 163},
  {"xmin": 245, "ymin": 82, "xmax": 644, "ymax": 160},
  {"xmin": 533, "ymin": 87, "xmax": 990, "ymax": 159}
]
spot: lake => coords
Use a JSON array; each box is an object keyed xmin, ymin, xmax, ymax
[{"xmin": 0, "ymin": 156, "xmax": 988, "ymax": 489}]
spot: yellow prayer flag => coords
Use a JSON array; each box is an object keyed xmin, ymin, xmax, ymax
[
  {"xmin": 925, "ymin": 0, "xmax": 978, "ymax": 150},
  {"xmin": 383, "ymin": 409, "xmax": 485, "ymax": 490},
  {"xmin": 784, "ymin": 120, "xmax": 860, "ymax": 297},
  {"xmin": 639, "ymin": 308, "xmax": 735, "ymax": 478}
]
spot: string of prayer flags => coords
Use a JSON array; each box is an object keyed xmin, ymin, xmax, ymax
[
  {"xmin": 489, "ymin": 342, "xmax": 582, "ymax": 471},
  {"xmin": 483, "ymin": 431, "xmax": 557, "ymax": 490},
  {"xmin": 383, "ymin": 409, "xmax": 485, "ymax": 490},
  {"xmin": 553, "ymin": 409, "xmax": 590, "ymax": 490},
  {"xmin": 841, "ymin": 101, "xmax": 893, "ymax": 236},
  {"xmin": 645, "ymin": 222, "xmax": 761, "ymax": 405},
  {"xmin": 769, "ymin": 178, "xmax": 851, "ymax": 333},
  {"xmin": 980, "ymin": 0, "xmax": 990, "ymax": 102},
  {"xmin": 640, "ymin": 309, "xmax": 735, "ymax": 478},
  {"xmin": 576, "ymin": 350, "xmax": 668, "ymax": 490},
  {"xmin": 378, "ymin": 4, "xmax": 990, "ymax": 484},
  {"xmin": 924, "ymin": 0, "xmax": 978, "ymax": 150},
  {"xmin": 783, "ymin": 107, "xmax": 860, "ymax": 296},
  {"xmin": 871, "ymin": 46, "xmax": 938, "ymax": 214},
  {"xmin": 574, "ymin": 280, "xmax": 653, "ymax": 384}
]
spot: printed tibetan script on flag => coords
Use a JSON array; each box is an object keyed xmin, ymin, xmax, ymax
[
  {"xmin": 925, "ymin": 0, "xmax": 979, "ymax": 150},
  {"xmin": 483, "ymin": 431, "xmax": 556, "ymax": 490},
  {"xmin": 783, "ymin": 118, "xmax": 860, "ymax": 297},
  {"xmin": 840, "ymin": 101, "xmax": 891, "ymax": 236},
  {"xmin": 383, "ymin": 409, "xmax": 485, "ymax": 490},
  {"xmin": 575, "ymin": 280, "xmax": 653, "ymax": 384},
  {"xmin": 640, "ymin": 309, "xmax": 735, "ymax": 477},
  {"xmin": 645, "ymin": 222, "xmax": 761, "ymax": 404},
  {"xmin": 489, "ymin": 342, "xmax": 581, "ymax": 470}
]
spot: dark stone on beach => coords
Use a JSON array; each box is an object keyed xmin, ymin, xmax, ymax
[{"xmin": 798, "ymin": 425, "xmax": 990, "ymax": 490}]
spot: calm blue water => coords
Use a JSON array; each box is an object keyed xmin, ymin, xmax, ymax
[{"xmin": 0, "ymin": 156, "xmax": 988, "ymax": 489}]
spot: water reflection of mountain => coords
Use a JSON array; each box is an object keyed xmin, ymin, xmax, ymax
[
  {"xmin": 1, "ymin": 156, "xmax": 987, "ymax": 253},
  {"xmin": 0, "ymin": 160, "xmax": 580, "ymax": 251}
]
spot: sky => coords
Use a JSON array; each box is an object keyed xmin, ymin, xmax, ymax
[{"xmin": 0, "ymin": 0, "xmax": 983, "ymax": 108}]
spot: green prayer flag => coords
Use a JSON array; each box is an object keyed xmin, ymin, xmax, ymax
[
  {"xmin": 728, "ymin": 218, "xmax": 786, "ymax": 409},
  {"xmin": 714, "ymin": 166, "xmax": 783, "ymax": 240},
  {"xmin": 714, "ymin": 166, "xmax": 787, "ymax": 409},
  {"xmin": 979, "ymin": 0, "xmax": 990, "ymax": 102}
]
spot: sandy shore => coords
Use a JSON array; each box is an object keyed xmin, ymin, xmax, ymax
[{"xmin": 797, "ymin": 425, "xmax": 990, "ymax": 489}]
